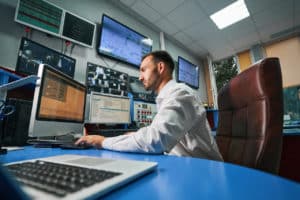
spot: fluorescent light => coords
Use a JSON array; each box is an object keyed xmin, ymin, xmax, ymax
[{"xmin": 210, "ymin": 0, "xmax": 250, "ymax": 29}]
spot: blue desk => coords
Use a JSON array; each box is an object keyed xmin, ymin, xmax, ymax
[{"xmin": 1, "ymin": 146, "xmax": 300, "ymax": 200}]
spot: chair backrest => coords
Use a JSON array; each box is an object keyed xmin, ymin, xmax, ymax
[{"xmin": 216, "ymin": 57, "xmax": 283, "ymax": 174}]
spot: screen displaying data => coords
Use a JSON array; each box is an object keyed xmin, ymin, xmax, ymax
[
  {"xmin": 177, "ymin": 56, "xmax": 199, "ymax": 89},
  {"xmin": 98, "ymin": 14, "xmax": 152, "ymax": 67},
  {"xmin": 89, "ymin": 92, "xmax": 131, "ymax": 124},
  {"xmin": 15, "ymin": 0, "xmax": 63, "ymax": 35},
  {"xmin": 62, "ymin": 11, "xmax": 95, "ymax": 48}
]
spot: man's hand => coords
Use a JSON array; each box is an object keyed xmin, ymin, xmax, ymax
[{"xmin": 75, "ymin": 135, "xmax": 106, "ymax": 148}]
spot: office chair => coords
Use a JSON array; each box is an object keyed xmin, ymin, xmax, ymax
[{"xmin": 215, "ymin": 57, "xmax": 283, "ymax": 174}]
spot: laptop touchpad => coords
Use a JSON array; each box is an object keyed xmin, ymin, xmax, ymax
[{"xmin": 66, "ymin": 157, "xmax": 114, "ymax": 166}]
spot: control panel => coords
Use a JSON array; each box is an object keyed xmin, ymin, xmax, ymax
[{"xmin": 132, "ymin": 101, "xmax": 157, "ymax": 128}]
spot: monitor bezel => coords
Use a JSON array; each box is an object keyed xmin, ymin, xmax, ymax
[
  {"xmin": 97, "ymin": 14, "xmax": 153, "ymax": 68},
  {"xmin": 15, "ymin": 37, "xmax": 76, "ymax": 78},
  {"xmin": 177, "ymin": 56, "xmax": 199, "ymax": 89}
]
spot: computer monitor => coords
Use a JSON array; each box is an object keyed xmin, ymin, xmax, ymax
[
  {"xmin": 16, "ymin": 37, "xmax": 76, "ymax": 78},
  {"xmin": 28, "ymin": 64, "xmax": 86, "ymax": 138},
  {"xmin": 86, "ymin": 92, "xmax": 131, "ymax": 124},
  {"xmin": 177, "ymin": 56, "xmax": 199, "ymax": 89}
]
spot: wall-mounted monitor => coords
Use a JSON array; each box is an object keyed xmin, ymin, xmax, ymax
[
  {"xmin": 15, "ymin": 0, "xmax": 63, "ymax": 36},
  {"xmin": 28, "ymin": 64, "xmax": 86, "ymax": 137},
  {"xmin": 177, "ymin": 56, "xmax": 199, "ymax": 89},
  {"xmin": 16, "ymin": 37, "xmax": 76, "ymax": 78},
  {"xmin": 98, "ymin": 14, "xmax": 153, "ymax": 67},
  {"xmin": 86, "ymin": 62, "xmax": 129, "ymax": 96},
  {"xmin": 61, "ymin": 11, "xmax": 96, "ymax": 48}
]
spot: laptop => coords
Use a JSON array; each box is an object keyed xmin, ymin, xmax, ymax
[{"xmin": 2, "ymin": 154, "xmax": 157, "ymax": 199}]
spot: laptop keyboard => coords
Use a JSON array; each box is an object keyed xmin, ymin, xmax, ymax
[{"xmin": 6, "ymin": 160, "xmax": 122, "ymax": 197}]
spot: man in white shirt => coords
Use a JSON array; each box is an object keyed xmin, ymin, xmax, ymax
[{"xmin": 76, "ymin": 51, "xmax": 223, "ymax": 161}]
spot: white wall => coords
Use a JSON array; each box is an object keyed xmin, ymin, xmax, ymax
[{"xmin": 0, "ymin": 0, "xmax": 207, "ymax": 102}]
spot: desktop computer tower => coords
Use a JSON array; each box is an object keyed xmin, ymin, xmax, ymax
[{"xmin": 0, "ymin": 98, "xmax": 32, "ymax": 146}]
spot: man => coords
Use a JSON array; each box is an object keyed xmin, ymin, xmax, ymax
[{"xmin": 76, "ymin": 51, "xmax": 223, "ymax": 161}]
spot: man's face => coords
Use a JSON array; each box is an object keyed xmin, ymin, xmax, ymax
[{"xmin": 139, "ymin": 55, "xmax": 160, "ymax": 91}]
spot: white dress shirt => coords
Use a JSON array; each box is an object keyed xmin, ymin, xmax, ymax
[{"xmin": 102, "ymin": 80, "xmax": 223, "ymax": 161}]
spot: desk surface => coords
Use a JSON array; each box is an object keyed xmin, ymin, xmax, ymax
[{"xmin": 1, "ymin": 146, "xmax": 300, "ymax": 200}]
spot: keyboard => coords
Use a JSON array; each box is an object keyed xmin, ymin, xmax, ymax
[
  {"xmin": 94, "ymin": 128, "xmax": 138, "ymax": 137},
  {"xmin": 6, "ymin": 160, "xmax": 122, "ymax": 197}
]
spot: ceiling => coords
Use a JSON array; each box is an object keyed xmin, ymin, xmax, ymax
[{"xmin": 112, "ymin": 0, "xmax": 300, "ymax": 61}]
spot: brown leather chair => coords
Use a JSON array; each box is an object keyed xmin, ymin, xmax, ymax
[{"xmin": 216, "ymin": 57, "xmax": 283, "ymax": 174}]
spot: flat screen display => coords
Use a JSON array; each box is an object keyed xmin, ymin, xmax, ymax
[
  {"xmin": 177, "ymin": 56, "xmax": 199, "ymax": 89},
  {"xmin": 15, "ymin": 0, "xmax": 63, "ymax": 36},
  {"xmin": 16, "ymin": 37, "xmax": 76, "ymax": 78},
  {"xmin": 88, "ymin": 92, "xmax": 131, "ymax": 124},
  {"xmin": 98, "ymin": 14, "xmax": 152, "ymax": 67},
  {"xmin": 62, "ymin": 11, "xmax": 96, "ymax": 48}
]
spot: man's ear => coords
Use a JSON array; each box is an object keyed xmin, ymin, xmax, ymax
[{"xmin": 157, "ymin": 62, "xmax": 165, "ymax": 74}]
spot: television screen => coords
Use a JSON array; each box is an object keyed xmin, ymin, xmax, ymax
[
  {"xmin": 177, "ymin": 56, "xmax": 199, "ymax": 89},
  {"xmin": 15, "ymin": 0, "xmax": 63, "ymax": 36},
  {"xmin": 98, "ymin": 14, "xmax": 152, "ymax": 67},
  {"xmin": 16, "ymin": 37, "xmax": 76, "ymax": 78},
  {"xmin": 62, "ymin": 11, "xmax": 96, "ymax": 48}
]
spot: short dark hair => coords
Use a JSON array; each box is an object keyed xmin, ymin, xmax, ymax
[{"xmin": 142, "ymin": 50, "xmax": 174, "ymax": 73}]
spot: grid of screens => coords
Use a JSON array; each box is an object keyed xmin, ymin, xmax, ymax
[
  {"xmin": 16, "ymin": 37, "xmax": 76, "ymax": 78},
  {"xmin": 86, "ymin": 62, "xmax": 129, "ymax": 96},
  {"xmin": 98, "ymin": 14, "xmax": 152, "ymax": 67},
  {"xmin": 29, "ymin": 64, "xmax": 86, "ymax": 137},
  {"xmin": 15, "ymin": 0, "xmax": 96, "ymax": 48},
  {"xmin": 177, "ymin": 56, "xmax": 199, "ymax": 89},
  {"xmin": 88, "ymin": 92, "xmax": 131, "ymax": 124}
]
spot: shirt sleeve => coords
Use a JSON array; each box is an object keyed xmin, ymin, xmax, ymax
[{"xmin": 102, "ymin": 89, "xmax": 202, "ymax": 154}]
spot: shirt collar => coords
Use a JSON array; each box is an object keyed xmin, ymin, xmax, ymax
[{"xmin": 156, "ymin": 79, "xmax": 176, "ymax": 105}]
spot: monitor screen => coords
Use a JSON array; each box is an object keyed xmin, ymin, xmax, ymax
[
  {"xmin": 61, "ymin": 11, "xmax": 96, "ymax": 48},
  {"xmin": 98, "ymin": 14, "xmax": 152, "ymax": 67},
  {"xmin": 16, "ymin": 37, "xmax": 76, "ymax": 78},
  {"xmin": 87, "ymin": 92, "xmax": 131, "ymax": 124},
  {"xmin": 15, "ymin": 0, "xmax": 63, "ymax": 36},
  {"xmin": 177, "ymin": 56, "xmax": 199, "ymax": 89},
  {"xmin": 28, "ymin": 64, "xmax": 86, "ymax": 137},
  {"xmin": 86, "ymin": 62, "xmax": 129, "ymax": 96}
]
